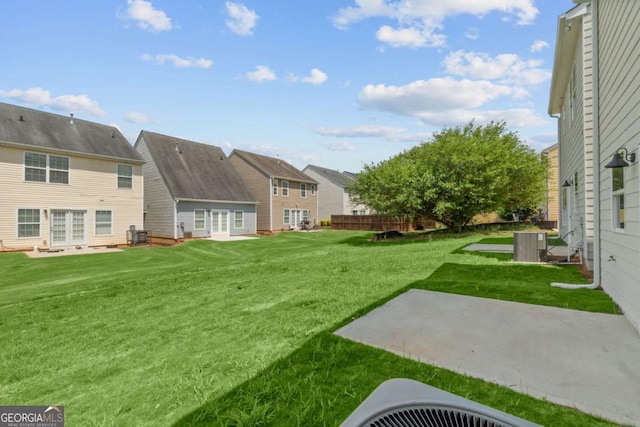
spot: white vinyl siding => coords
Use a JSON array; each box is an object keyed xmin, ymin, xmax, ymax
[
  {"xmin": 281, "ymin": 181, "xmax": 289, "ymax": 196},
  {"xmin": 24, "ymin": 152, "xmax": 69, "ymax": 184},
  {"xmin": 234, "ymin": 210, "xmax": 244, "ymax": 229},
  {"xmin": 194, "ymin": 209, "xmax": 206, "ymax": 230},
  {"xmin": 117, "ymin": 164, "xmax": 133, "ymax": 189},
  {"xmin": 17, "ymin": 208, "xmax": 40, "ymax": 238},
  {"xmin": 95, "ymin": 210, "xmax": 113, "ymax": 236}
]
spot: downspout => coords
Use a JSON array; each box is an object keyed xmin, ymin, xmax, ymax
[
  {"xmin": 552, "ymin": 0, "xmax": 600, "ymax": 290},
  {"xmin": 269, "ymin": 177, "xmax": 274, "ymax": 232},
  {"xmin": 173, "ymin": 199, "xmax": 179, "ymax": 240}
]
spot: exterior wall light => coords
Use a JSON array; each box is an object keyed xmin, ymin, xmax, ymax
[
  {"xmin": 561, "ymin": 179, "xmax": 573, "ymax": 187},
  {"xmin": 604, "ymin": 147, "xmax": 636, "ymax": 168}
]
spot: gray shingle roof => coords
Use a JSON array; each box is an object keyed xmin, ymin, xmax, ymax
[
  {"xmin": 231, "ymin": 149, "xmax": 317, "ymax": 183},
  {"xmin": 304, "ymin": 164, "xmax": 355, "ymax": 187},
  {"xmin": 0, "ymin": 102, "xmax": 143, "ymax": 162},
  {"xmin": 138, "ymin": 131, "xmax": 257, "ymax": 203}
]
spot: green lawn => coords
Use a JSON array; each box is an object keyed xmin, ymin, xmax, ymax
[{"xmin": 0, "ymin": 231, "xmax": 621, "ymax": 426}]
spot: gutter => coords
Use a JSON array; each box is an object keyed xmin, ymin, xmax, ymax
[
  {"xmin": 0, "ymin": 139, "xmax": 145, "ymax": 164},
  {"xmin": 174, "ymin": 198, "xmax": 259, "ymax": 205},
  {"xmin": 552, "ymin": 0, "xmax": 600, "ymax": 290}
]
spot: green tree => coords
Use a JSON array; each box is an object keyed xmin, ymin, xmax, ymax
[{"xmin": 349, "ymin": 121, "xmax": 548, "ymax": 232}]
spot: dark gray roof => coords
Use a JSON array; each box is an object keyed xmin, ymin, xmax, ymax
[
  {"xmin": 304, "ymin": 164, "xmax": 355, "ymax": 187},
  {"xmin": 0, "ymin": 102, "xmax": 143, "ymax": 162},
  {"xmin": 231, "ymin": 149, "xmax": 317, "ymax": 183},
  {"xmin": 137, "ymin": 131, "xmax": 257, "ymax": 203}
]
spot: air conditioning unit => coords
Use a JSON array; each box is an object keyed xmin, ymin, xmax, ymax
[
  {"xmin": 340, "ymin": 379, "xmax": 540, "ymax": 427},
  {"xmin": 513, "ymin": 232, "xmax": 547, "ymax": 263}
]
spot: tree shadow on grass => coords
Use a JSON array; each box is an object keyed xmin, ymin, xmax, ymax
[{"xmin": 172, "ymin": 263, "xmax": 620, "ymax": 427}]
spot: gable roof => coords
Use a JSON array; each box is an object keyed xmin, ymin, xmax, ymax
[
  {"xmin": 0, "ymin": 102, "xmax": 143, "ymax": 162},
  {"xmin": 230, "ymin": 149, "xmax": 317, "ymax": 183},
  {"xmin": 303, "ymin": 164, "xmax": 355, "ymax": 187},
  {"xmin": 137, "ymin": 131, "xmax": 257, "ymax": 203}
]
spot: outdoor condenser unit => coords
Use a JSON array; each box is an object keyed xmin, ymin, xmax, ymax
[
  {"xmin": 340, "ymin": 379, "xmax": 541, "ymax": 427},
  {"xmin": 513, "ymin": 232, "xmax": 547, "ymax": 263}
]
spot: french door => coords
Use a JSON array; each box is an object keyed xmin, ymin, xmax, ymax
[
  {"xmin": 211, "ymin": 210, "xmax": 230, "ymax": 236},
  {"xmin": 50, "ymin": 210, "xmax": 87, "ymax": 247}
]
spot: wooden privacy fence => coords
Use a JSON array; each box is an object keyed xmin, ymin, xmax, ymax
[{"xmin": 331, "ymin": 215, "xmax": 436, "ymax": 231}]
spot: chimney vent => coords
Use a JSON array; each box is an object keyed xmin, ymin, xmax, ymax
[{"xmin": 69, "ymin": 113, "xmax": 74, "ymax": 124}]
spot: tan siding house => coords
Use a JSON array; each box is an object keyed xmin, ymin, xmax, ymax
[
  {"xmin": 229, "ymin": 150, "xmax": 318, "ymax": 232},
  {"xmin": 540, "ymin": 144, "xmax": 559, "ymax": 223},
  {"xmin": 550, "ymin": 0, "xmax": 640, "ymax": 332},
  {"xmin": 0, "ymin": 102, "xmax": 144, "ymax": 251}
]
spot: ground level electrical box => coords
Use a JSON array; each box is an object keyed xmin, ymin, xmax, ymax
[{"xmin": 513, "ymin": 232, "xmax": 547, "ymax": 262}]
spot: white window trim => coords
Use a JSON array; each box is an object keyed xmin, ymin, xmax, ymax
[
  {"xmin": 310, "ymin": 184, "xmax": 316, "ymax": 196},
  {"xmin": 95, "ymin": 210, "xmax": 113, "ymax": 236},
  {"xmin": 272, "ymin": 179, "xmax": 278, "ymax": 196},
  {"xmin": 612, "ymin": 168, "xmax": 625, "ymax": 232},
  {"xmin": 17, "ymin": 208, "xmax": 41, "ymax": 239},
  {"xmin": 300, "ymin": 183, "xmax": 307, "ymax": 198},
  {"xmin": 24, "ymin": 152, "xmax": 70, "ymax": 184},
  {"xmin": 281, "ymin": 180, "xmax": 289, "ymax": 197},
  {"xmin": 283, "ymin": 209, "xmax": 290, "ymax": 225},
  {"xmin": 117, "ymin": 164, "xmax": 133, "ymax": 189},
  {"xmin": 234, "ymin": 210, "xmax": 244, "ymax": 229},
  {"xmin": 194, "ymin": 209, "xmax": 206, "ymax": 230}
]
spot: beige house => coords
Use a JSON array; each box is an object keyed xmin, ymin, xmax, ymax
[
  {"xmin": 540, "ymin": 144, "xmax": 559, "ymax": 224},
  {"xmin": 550, "ymin": 0, "xmax": 640, "ymax": 332},
  {"xmin": 229, "ymin": 149, "xmax": 318, "ymax": 232},
  {"xmin": 0, "ymin": 102, "xmax": 144, "ymax": 251}
]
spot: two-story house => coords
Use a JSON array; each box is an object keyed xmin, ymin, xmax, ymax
[
  {"xmin": 302, "ymin": 165, "xmax": 371, "ymax": 221},
  {"xmin": 550, "ymin": 0, "xmax": 640, "ymax": 332},
  {"xmin": 229, "ymin": 149, "xmax": 318, "ymax": 233},
  {"xmin": 0, "ymin": 102, "xmax": 144, "ymax": 251}
]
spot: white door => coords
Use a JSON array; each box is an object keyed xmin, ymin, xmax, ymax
[
  {"xmin": 291, "ymin": 210, "xmax": 302, "ymax": 228},
  {"xmin": 50, "ymin": 210, "xmax": 87, "ymax": 247},
  {"xmin": 211, "ymin": 210, "xmax": 230, "ymax": 236}
]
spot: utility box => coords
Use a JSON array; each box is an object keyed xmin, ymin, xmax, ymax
[{"xmin": 513, "ymin": 232, "xmax": 547, "ymax": 262}]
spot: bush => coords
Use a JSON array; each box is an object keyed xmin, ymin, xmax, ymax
[{"xmin": 320, "ymin": 220, "xmax": 332, "ymax": 227}]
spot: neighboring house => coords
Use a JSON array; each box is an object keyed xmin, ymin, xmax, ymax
[
  {"xmin": 229, "ymin": 150, "xmax": 318, "ymax": 232},
  {"xmin": 302, "ymin": 165, "xmax": 371, "ymax": 220},
  {"xmin": 550, "ymin": 0, "xmax": 640, "ymax": 332},
  {"xmin": 540, "ymin": 144, "xmax": 559, "ymax": 224},
  {"xmin": 0, "ymin": 102, "xmax": 144, "ymax": 251},
  {"xmin": 134, "ymin": 131, "xmax": 258, "ymax": 240}
]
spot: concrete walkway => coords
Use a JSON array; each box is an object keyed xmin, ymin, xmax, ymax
[{"xmin": 335, "ymin": 289, "xmax": 640, "ymax": 426}]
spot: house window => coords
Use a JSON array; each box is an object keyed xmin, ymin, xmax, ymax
[
  {"xmin": 234, "ymin": 211, "xmax": 244, "ymax": 229},
  {"xmin": 360, "ymin": 209, "xmax": 367, "ymax": 215},
  {"xmin": 283, "ymin": 209, "xmax": 290, "ymax": 225},
  {"xmin": 573, "ymin": 172, "xmax": 579, "ymax": 194},
  {"xmin": 310, "ymin": 184, "xmax": 316, "ymax": 195},
  {"xmin": 49, "ymin": 155, "xmax": 69, "ymax": 184},
  {"xmin": 570, "ymin": 63, "xmax": 577, "ymax": 122},
  {"xmin": 303, "ymin": 210, "xmax": 310, "ymax": 221},
  {"xmin": 281, "ymin": 181, "xmax": 289, "ymax": 196},
  {"xmin": 24, "ymin": 152, "xmax": 69, "ymax": 183},
  {"xmin": 95, "ymin": 210, "xmax": 112, "ymax": 235},
  {"xmin": 17, "ymin": 209, "xmax": 40, "ymax": 238},
  {"xmin": 352, "ymin": 210, "xmax": 358, "ymax": 215},
  {"xmin": 117, "ymin": 164, "xmax": 133, "ymax": 189},
  {"xmin": 301, "ymin": 183, "xmax": 307, "ymax": 198},
  {"xmin": 194, "ymin": 209, "xmax": 206, "ymax": 230},
  {"xmin": 272, "ymin": 179, "xmax": 278, "ymax": 196},
  {"xmin": 612, "ymin": 168, "xmax": 625, "ymax": 230}
]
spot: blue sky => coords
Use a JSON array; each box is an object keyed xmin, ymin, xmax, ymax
[{"xmin": 1, "ymin": 0, "xmax": 570, "ymax": 172}]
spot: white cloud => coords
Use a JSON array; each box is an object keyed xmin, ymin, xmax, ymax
[
  {"xmin": 319, "ymin": 140, "xmax": 356, "ymax": 151},
  {"xmin": 530, "ymin": 39, "xmax": 549, "ymax": 52},
  {"xmin": 332, "ymin": 0, "xmax": 537, "ymax": 48},
  {"xmin": 465, "ymin": 27, "xmax": 479, "ymax": 40},
  {"xmin": 246, "ymin": 65, "xmax": 277, "ymax": 82},
  {"xmin": 125, "ymin": 111, "xmax": 152, "ymax": 123},
  {"xmin": 414, "ymin": 108, "xmax": 548, "ymax": 128},
  {"xmin": 289, "ymin": 68, "xmax": 328, "ymax": 85},
  {"xmin": 358, "ymin": 77, "xmax": 518, "ymax": 115},
  {"xmin": 120, "ymin": 0, "xmax": 172, "ymax": 32},
  {"xmin": 376, "ymin": 25, "xmax": 446, "ymax": 48},
  {"xmin": 443, "ymin": 50, "xmax": 551, "ymax": 85},
  {"xmin": 315, "ymin": 125, "xmax": 407, "ymax": 138},
  {"xmin": 0, "ymin": 87, "xmax": 106, "ymax": 117},
  {"xmin": 141, "ymin": 53, "xmax": 213, "ymax": 69},
  {"xmin": 226, "ymin": 2, "xmax": 259, "ymax": 36}
]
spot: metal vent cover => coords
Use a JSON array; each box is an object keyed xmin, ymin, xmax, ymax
[{"xmin": 340, "ymin": 379, "xmax": 540, "ymax": 427}]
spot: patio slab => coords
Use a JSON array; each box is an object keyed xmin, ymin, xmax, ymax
[{"xmin": 335, "ymin": 289, "xmax": 640, "ymax": 426}]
